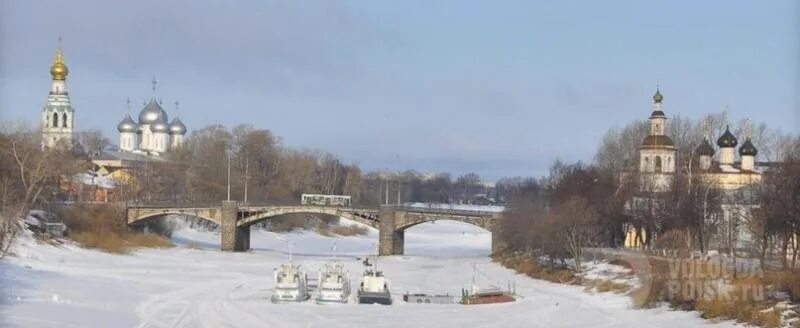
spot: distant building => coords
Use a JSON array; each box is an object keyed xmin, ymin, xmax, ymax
[
  {"xmin": 41, "ymin": 39, "xmax": 75, "ymax": 150},
  {"xmin": 117, "ymin": 80, "xmax": 187, "ymax": 156}
]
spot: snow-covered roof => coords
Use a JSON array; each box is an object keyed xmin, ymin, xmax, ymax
[{"xmin": 75, "ymin": 172, "xmax": 117, "ymax": 189}]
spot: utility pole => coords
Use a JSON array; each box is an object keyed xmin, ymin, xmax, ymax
[
  {"xmin": 227, "ymin": 150, "xmax": 231, "ymax": 201},
  {"xmin": 243, "ymin": 159, "xmax": 249, "ymax": 204},
  {"xmin": 384, "ymin": 179, "xmax": 389, "ymax": 205}
]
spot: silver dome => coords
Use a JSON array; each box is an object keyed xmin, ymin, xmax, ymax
[
  {"xmin": 150, "ymin": 119, "xmax": 169, "ymax": 134},
  {"xmin": 117, "ymin": 114, "xmax": 138, "ymax": 133},
  {"xmin": 169, "ymin": 117, "xmax": 187, "ymax": 135},
  {"xmin": 138, "ymin": 98, "xmax": 168, "ymax": 124}
]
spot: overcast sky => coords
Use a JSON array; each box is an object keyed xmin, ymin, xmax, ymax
[{"xmin": 1, "ymin": 1, "xmax": 798, "ymax": 179}]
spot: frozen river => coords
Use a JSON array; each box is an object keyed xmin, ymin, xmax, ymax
[{"xmin": 0, "ymin": 220, "xmax": 737, "ymax": 327}]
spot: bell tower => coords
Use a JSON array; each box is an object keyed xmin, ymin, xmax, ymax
[
  {"xmin": 638, "ymin": 87, "xmax": 677, "ymax": 192},
  {"xmin": 41, "ymin": 37, "xmax": 75, "ymax": 150}
]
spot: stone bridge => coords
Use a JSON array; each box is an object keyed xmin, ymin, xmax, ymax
[{"xmin": 126, "ymin": 201, "xmax": 504, "ymax": 255}]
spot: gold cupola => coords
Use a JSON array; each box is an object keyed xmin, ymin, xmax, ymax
[{"xmin": 50, "ymin": 40, "xmax": 69, "ymax": 81}]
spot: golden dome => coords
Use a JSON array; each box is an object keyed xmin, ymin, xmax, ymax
[{"xmin": 50, "ymin": 47, "xmax": 68, "ymax": 80}]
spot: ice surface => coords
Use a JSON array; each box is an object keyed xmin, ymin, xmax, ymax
[{"xmin": 0, "ymin": 220, "xmax": 739, "ymax": 327}]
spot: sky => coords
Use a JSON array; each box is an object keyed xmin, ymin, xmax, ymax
[{"xmin": 1, "ymin": 1, "xmax": 798, "ymax": 179}]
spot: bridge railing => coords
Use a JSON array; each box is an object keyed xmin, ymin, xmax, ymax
[
  {"xmin": 126, "ymin": 201, "xmax": 498, "ymax": 217},
  {"xmin": 125, "ymin": 201, "xmax": 224, "ymax": 209},
  {"xmin": 395, "ymin": 205, "xmax": 501, "ymax": 217}
]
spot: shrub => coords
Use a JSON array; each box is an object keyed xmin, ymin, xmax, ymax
[
  {"xmin": 492, "ymin": 252, "xmax": 577, "ymax": 284},
  {"xmin": 58, "ymin": 204, "xmax": 172, "ymax": 253},
  {"xmin": 763, "ymin": 271, "xmax": 800, "ymax": 302}
]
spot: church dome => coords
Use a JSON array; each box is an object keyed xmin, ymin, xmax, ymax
[
  {"xmin": 696, "ymin": 138, "xmax": 715, "ymax": 156},
  {"xmin": 653, "ymin": 88, "xmax": 663, "ymax": 103},
  {"xmin": 716, "ymin": 126, "xmax": 738, "ymax": 148},
  {"xmin": 50, "ymin": 48, "xmax": 69, "ymax": 81},
  {"xmin": 739, "ymin": 137, "xmax": 758, "ymax": 156},
  {"xmin": 169, "ymin": 117, "xmax": 186, "ymax": 135},
  {"xmin": 649, "ymin": 88, "xmax": 666, "ymax": 118},
  {"xmin": 117, "ymin": 114, "xmax": 138, "ymax": 133},
  {"xmin": 150, "ymin": 119, "xmax": 169, "ymax": 134},
  {"xmin": 138, "ymin": 98, "xmax": 168, "ymax": 124}
]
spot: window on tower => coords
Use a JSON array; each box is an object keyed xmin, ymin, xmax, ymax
[
  {"xmin": 53, "ymin": 112, "xmax": 59, "ymax": 128},
  {"xmin": 655, "ymin": 156, "xmax": 663, "ymax": 173},
  {"xmin": 62, "ymin": 113, "xmax": 68, "ymax": 127}
]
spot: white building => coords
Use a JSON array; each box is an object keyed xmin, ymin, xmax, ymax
[
  {"xmin": 638, "ymin": 88, "xmax": 676, "ymax": 192},
  {"xmin": 117, "ymin": 81, "xmax": 187, "ymax": 156},
  {"xmin": 41, "ymin": 40, "xmax": 75, "ymax": 150}
]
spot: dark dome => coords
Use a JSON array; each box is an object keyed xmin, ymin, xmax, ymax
[
  {"xmin": 716, "ymin": 126, "xmax": 738, "ymax": 148},
  {"xmin": 650, "ymin": 110, "xmax": 666, "ymax": 118},
  {"xmin": 739, "ymin": 138, "xmax": 758, "ymax": 156},
  {"xmin": 641, "ymin": 135, "xmax": 675, "ymax": 147},
  {"xmin": 653, "ymin": 88, "xmax": 663, "ymax": 103},
  {"xmin": 696, "ymin": 138, "xmax": 715, "ymax": 156}
]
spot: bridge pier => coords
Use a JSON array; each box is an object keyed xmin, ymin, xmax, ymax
[
  {"xmin": 236, "ymin": 225, "xmax": 250, "ymax": 251},
  {"xmin": 379, "ymin": 206, "xmax": 403, "ymax": 256},
  {"xmin": 221, "ymin": 201, "xmax": 249, "ymax": 252}
]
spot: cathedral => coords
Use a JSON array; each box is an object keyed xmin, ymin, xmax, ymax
[
  {"xmin": 116, "ymin": 80, "xmax": 187, "ymax": 156},
  {"xmin": 41, "ymin": 39, "xmax": 75, "ymax": 150},
  {"xmin": 636, "ymin": 88, "xmax": 762, "ymax": 193},
  {"xmin": 625, "ymin": 88, "xmax": 763, "ymax": 249}
]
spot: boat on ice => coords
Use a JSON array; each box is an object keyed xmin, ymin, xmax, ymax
[
  {"xmin": 271, "ymin": 263, "xmax": 310, "ymax": 303},
  {"xmin": 314, "ymin": 261, "xmax": 351, "ymax": 304},
  {"xmin": 460, "ymin": 264, "xmax": 516, "ymax": 305},
  {"xmin": 357, "ymin": 257, "xmax": 392, "ymax": 305},
  {"xmin": 461, "ymin": 285, "xmax": 515, "ymax": 305}
]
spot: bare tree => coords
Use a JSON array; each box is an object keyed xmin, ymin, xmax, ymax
[
  {"xmin": 554, "ymin": 196, "xmax": 598, "ymax": 272},
  {"xmin": 76, "ymin": 129, "xmax": 110, "ymax": 156},
  {"xmin": 0, "ymin": 123, "xmax": 82, "ymax": 257}
]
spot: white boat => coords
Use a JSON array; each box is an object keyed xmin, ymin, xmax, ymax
[
  {"xmin": 357, "ymin": 257, "xmax": 392, "ymax": 305},
  {"xmin": 314, "ymin": 262, "xmax": 351, "ymax": 304},
  {"xmin": 271, "ymin": 263, "xmax": 310, "ymax": 303}
]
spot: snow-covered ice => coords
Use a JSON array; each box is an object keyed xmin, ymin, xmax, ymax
[{"xmin": 0, "ymin": 219, "xmax": 739, "ymax": 327}]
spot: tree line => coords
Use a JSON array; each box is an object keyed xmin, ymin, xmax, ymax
[{"xmin": 128, "ymin": 124, "xmax": 493, "ymax": 206}]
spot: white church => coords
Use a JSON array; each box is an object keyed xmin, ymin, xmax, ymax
[{"xmin": 117, "ymin": 80, "xmax": 187, "ymax": 156}]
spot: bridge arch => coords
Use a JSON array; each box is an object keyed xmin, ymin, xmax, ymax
[
  {"xmin": 237, "ymin": 206, "xmax": 379, "ymax": 229},
  {"xmin": 379, "ymin": 209, "xmax": 503, "ymax": 256},
  {"xmin": 126, "ymin": 208, "xmax": 222, "ymax": 226},
  {"xmin": 395, "ymin": 215, "xmax": 497, "ymax": 232}
]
